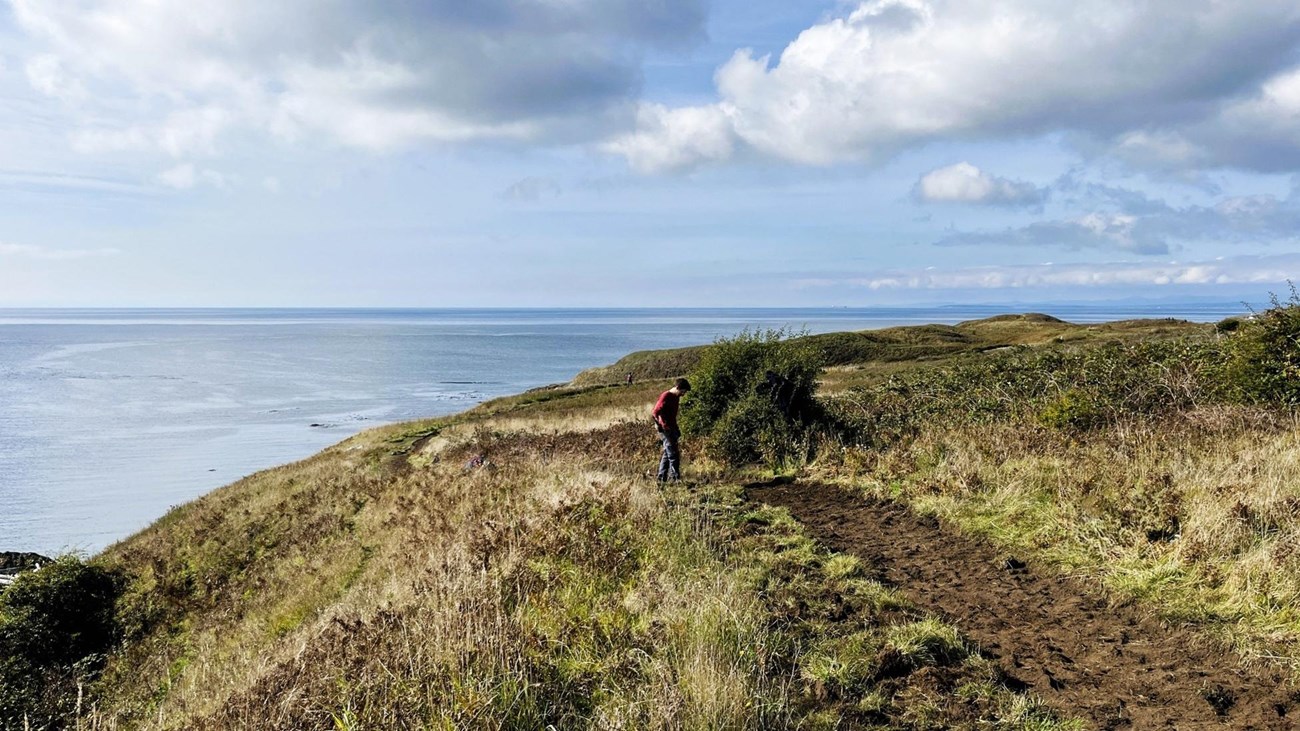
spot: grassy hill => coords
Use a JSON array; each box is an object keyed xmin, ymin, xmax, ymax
[
  {"xmin": 9, "ymin": 311, "xmax": 1300, "ymax": 730},
  {"xmin": 571, "ymin": 314, "xmax": 1207, "ymax": 388}
]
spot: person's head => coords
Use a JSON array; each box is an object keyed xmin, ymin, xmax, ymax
[{"xmin": 673, "ymin": 377, "xmax": 692, "ymax": 394}]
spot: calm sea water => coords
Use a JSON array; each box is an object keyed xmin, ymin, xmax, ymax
[{"xmin": 0, "ymin": 304, "xmax": 1245, "ymax": 554}]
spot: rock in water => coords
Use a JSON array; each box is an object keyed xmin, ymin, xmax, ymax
[{"xmin": 0, "ymin": 551, "xmax": 53, "ymax": 573}]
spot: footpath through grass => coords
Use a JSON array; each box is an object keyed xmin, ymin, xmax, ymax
[
  {"xmin": 3, "ymin": 410, "xmax": 1081, "ymax": 729},
  {"xmin": 805, "ymin": 297, "xmax": 1300, "ymax": 668}
]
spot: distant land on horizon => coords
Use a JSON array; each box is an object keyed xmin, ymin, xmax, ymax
[{"xmin": 0, "ymin": 294, "xmax": 1269, "ymax": 313}]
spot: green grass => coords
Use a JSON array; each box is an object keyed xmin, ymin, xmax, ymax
[{"xmin": 572, "ymin": 313, "xmax": 1208, "ymax": 389}]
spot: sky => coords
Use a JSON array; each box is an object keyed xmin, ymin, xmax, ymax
[{"xmin": 2, "ymin": 0, "xmax": 1300, "ymax": 307}]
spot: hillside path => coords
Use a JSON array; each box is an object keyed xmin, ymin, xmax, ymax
[{"xmin": 747, "ymin": 481, "xmax": 1298, "ymax": 730}]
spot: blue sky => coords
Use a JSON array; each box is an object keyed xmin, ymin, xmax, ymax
[{"xmin": 2, "ymin": 0, "xmax": 1299, "ymax": 307}]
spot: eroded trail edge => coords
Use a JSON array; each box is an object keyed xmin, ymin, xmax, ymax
[{"xmin": 748, "ymin": 481, "xmax": 1297, "ymax": 730}]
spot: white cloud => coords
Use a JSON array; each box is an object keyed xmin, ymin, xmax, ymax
[
  {"xmin": 6, "ymin": 0, "xmax": 707, "ymax": 156},
  {"xmin": 938, "ymin": 213, "xmax": 1165, "ymax": 254},
  {"xmin": 603, "ymin": 103, "xmax": 737, "ymax": 174},
  {"xmin": 611, "ymin": 0, "xmax": 1300, "ymax": 172},
  {"xmin": 156, "ymin": 163, "xmax": 226, "ymax": 190},
  {"xmin": 914, "ymin": 162, "xmax": 1045, "ymax": 206},
  {"xmin": 0, "ymin": 242, "xmax": 120, "ymax": 260},
  {"xmin": 157, "ymin": 164, "xmax": 195, "ymax": 189},
  {"xmin": 76, "ymin": 106, "xmax": 237, "ymax": 158},
  {"xmin": 936, "ymin": 182, "xmax": 1300, "ymax": 254},
  {"xmin": 0, "ymin": 169, "xmax": 147, "ymax": 195},
  {"xmin": 500, "ymin": 176, "xmax": 562, "ymax": 202},
  {"xmin": 796, "ymin": 254, "xmax": 1300, "ymax": 291},
  {"xmin": 24, "ymin": 54, "xmax": 84, "ymax": 102}
]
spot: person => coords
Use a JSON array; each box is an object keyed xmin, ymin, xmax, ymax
[{"xmin": 652, "ymin": 377, "xmax": 691, "ymax": 481}]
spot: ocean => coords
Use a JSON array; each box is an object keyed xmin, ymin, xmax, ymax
[{"xmin": 0, "ymin": 304, "xmax": 1246, "ymax": 554}]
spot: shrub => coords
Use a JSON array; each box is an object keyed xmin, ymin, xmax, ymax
[
  {"xmin": 682, "ymin": 329, "xmax": 825, "ymax": 468},
  {"xmin": 1225, "ymin": 286, "xmax": 1300, "ymax": 405},
  {"xmin": 835, "ymin": 336, "xmax": 1228, "ymax": 439},
  {"xmin": 1037, "ymin": 388, "xmax": 1106, "ymax": 431},
  {"xmin": 0, "ymin": 556, "xmax": 123, "ymax": 728}
]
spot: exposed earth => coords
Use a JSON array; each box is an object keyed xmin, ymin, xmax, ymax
[{"xmin": 748, "ymin": 481, "xmax": 1299, "ymax": 730}]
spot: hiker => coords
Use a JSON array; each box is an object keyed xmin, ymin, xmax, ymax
[
  {"xmin": 652, "ymin": 377, "xmax": 691, "ymax": 481},
  {"xmin": 626, "ymin": 372, "xmax": 634, "ymax": 385}
]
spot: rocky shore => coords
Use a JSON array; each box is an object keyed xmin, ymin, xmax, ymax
[{"xmin": 0, "ymin": 551, "xmax": 52, "ymax": 584}]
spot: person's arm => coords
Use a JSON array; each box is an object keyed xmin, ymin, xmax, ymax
[{"xmin": 652, "ymin": 393, "xmax": 667, "ymax": 429}]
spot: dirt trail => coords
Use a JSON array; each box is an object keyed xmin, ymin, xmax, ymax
[{"xmin": 748, "ymin": 481, "xmax": 1298, "ymax": 730}]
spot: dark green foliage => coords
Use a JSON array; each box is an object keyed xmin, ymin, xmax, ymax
[
  {"xmin": 710, "ymin": 394, "xmax": 804, "ymax": 467},
  {"xmin": 798, "ymin": 330, "xmax": 968, "ymax": 366},
  {"xmin": 1215, "ymin": 317, "xmax": 1244, "ymax": 334},
  {"xmin": 0, "ymin": 556, "xmax": 123, "ymax": 728},
  {"xmin": 1225, "ymin": 286, "xmax": 1300, "ymax": 405},
  {"xmin": 835, "ymin": 337, "xmax": 1229, "ymax": 440},
  {"xmin": 682, "ymin": 329, "xmax": 825, "ymax": 467}
]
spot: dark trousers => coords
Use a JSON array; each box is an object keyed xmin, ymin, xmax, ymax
[{"xmin": 658, "ymin": 428, "xmax": 681, "ymax": 481}]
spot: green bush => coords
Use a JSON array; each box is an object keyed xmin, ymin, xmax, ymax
[
  {"xmin": 0, "ymin": 556, "xmax": 123, "ymax": 728},
  {"xmin": 682, "ymin": 329, "xmax": 825, "ymax": 468},
  {"xmin": 1225, "ymin": 287, "xmax": 1300, "ymax": 405},
  {"xmin": 1037, "ymin": 389, "xmax": 1105, "ymax": 431},
  {"xmin": 835, "ymin": 336, "xmax": 1228, "ymax": 440}
]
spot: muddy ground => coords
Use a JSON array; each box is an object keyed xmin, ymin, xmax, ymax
[{"xmin": 749, "ymin": 481, "xmax": 1299, "ymax": 730}]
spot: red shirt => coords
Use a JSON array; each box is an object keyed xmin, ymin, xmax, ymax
[{"xmin": 653, "ymin": 390, "xmax": 681, "ymax": 431}]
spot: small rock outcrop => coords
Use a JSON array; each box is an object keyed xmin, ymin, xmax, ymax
[{"xmin": 0, "ymin": 552, "xmax": 52, "ymax": 585}]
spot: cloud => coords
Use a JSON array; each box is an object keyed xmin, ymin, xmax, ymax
[
  {"xmin": 156, "ymin": 164, "xmax": 226, "ymax": 190},
  {"xmin": 938, "ymin": 213, "xmax": 1166, "ymax": 254},
  {"xmin": 7, "ymin": 0, "xmax": 707, "ymax": 155},
  {"xmin": 608, "ymin": 0, "xmax": 1300, "ymax": 172},
  {"xmin": 73, "ymin": 107, "xmax": 235, "ymax": 158},
  {"xmin": 935, "ymin": 181, "xmax": 1300, "ymax": 254},
  {"xmin": 913, "ymin": 162, "xmax": 1046, "ymax": 207},
  {"xmin": 23, "ymin": 54, "xmax": 84, "ymax": 102},
  {"xmin": 603, "ymin": 103, "xmax": 737, "ymax": 174},
  {"xmin": 0, "ymin": 242, "xmax": 120, "ymax": 260},
  {"xmin": 795, "ymin": 254, "xmax": 1300, "ymax": 291},
  {"xmin": 0, "ymin": 169, "xmax": 148, "ymax": 195},
  {"xmin": 499, "ymin": 176, "xmax": 561, "ymax": 202}
]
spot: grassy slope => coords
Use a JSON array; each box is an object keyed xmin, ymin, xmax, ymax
[
  {"xmin": 572, "ymin": 314, "xmax": 1206, "ymax": 388},
  {"xmin": 76, "ymin": 314, "xmax": 1143, "ymax": 730},
  {"xmin": 87, "ymin": 421, "xmax": 1073, "ymax": 730}
]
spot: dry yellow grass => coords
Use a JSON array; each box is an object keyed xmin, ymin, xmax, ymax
[
  {"xmin": 63, "ymin": 399, "xmax": 1078, "ymax": 730},
  {"xmin": 81, "ymin": 415, "xmax": 796, "ymax": 729}
]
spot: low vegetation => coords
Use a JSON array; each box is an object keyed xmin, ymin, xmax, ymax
[
  {"xmin": 813, "ymin": 296, "xmax": 1300, "ymax": 663},
  {"xmin": 8, "ymin": 300, "xmax": 1300, "ymax": 728},
  {"xmin": 0, "ymin": 556, "xmax": 122, "ymax": 727},
  {"xmin": 573, "ymin": 313, "xmax": 1207, "ymax": 388},
  {"xmin": 1226, "ymin": 286, "xmax": 1300, "ymax": 405},
  {"xmin": 682, "ymin": 329, "xmax": 827, "ymax": 469}
]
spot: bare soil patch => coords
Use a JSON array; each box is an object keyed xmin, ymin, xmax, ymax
[{"xmin": 748, "ymin": 480, "xmax": 1298, "ymax": 730}]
